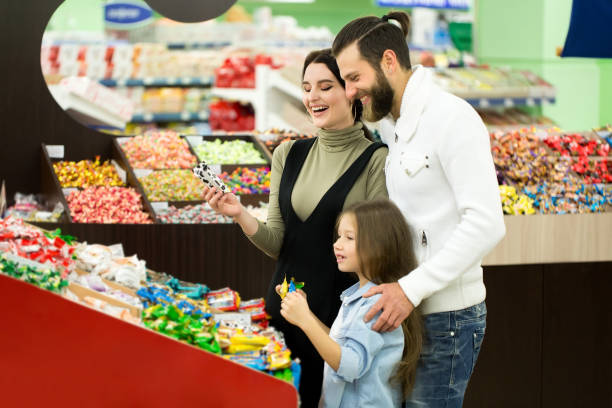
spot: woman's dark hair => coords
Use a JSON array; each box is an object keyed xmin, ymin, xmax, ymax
[
  {"xmin": 332, "ymin": 11, "xmax": 412, "ymax": 72},
  {"xmin": 337, "ymin": 198, "xmax": 423, "ymax": 400},
  {"xmin": 302, "ymin": 48, "xmax": 373, "ymax": 140}
]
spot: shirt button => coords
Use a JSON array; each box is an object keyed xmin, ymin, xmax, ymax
[{"xmin": 450, "ymin": 331, "xmax": 455, "ymax": 337}]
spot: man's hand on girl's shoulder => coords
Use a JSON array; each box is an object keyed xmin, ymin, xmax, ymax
[{"xmin": 363, "ymin": 282, "xmax": 414, "ymax": 332}]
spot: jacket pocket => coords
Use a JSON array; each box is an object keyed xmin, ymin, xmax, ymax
[{"xmin": 400, "ymin": 152, "xmax": 430, "ymax": 177}]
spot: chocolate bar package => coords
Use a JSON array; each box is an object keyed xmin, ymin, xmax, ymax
[{"xmin": 192, "ymin": 162, "xmax": 228, "ymax": 193}]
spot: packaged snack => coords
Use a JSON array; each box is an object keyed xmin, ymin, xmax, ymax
[
  {"xmin": 193, "ymin": 161, "xmax": 229, "ymax": 193},
  {"xmin": 206, "ymin": 287, "xmax": 240, "ymax": 311}
]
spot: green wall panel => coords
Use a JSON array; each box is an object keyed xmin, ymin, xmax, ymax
[
  {"xmin": 541, "ymin": 62, "xmax": 600, "ymax": 131},
  {"xmin": 598, "ymin": 60, "xmax": 612, "ymax": 126},
  {"xmin": 476, "ymin": 0, "xmax": 543, "ymax": 60}
]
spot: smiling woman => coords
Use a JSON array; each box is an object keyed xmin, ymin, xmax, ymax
[{"xmin": 202, "ymin": 49, "xmax": 390, "ymax": 407}]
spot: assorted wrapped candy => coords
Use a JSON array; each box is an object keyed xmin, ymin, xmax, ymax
[
  {"xmin": 192, "ymin": 139, "xmax": 267, "ymax": 164},
  {"xmin": 66, "ymin": 186, "xmax": 153, "ymax": 224},
  {"xmin": 255, "ymin": 129, "xmax": 315, "ymax": 154},
  {"xmin": 53, "ymin": 157, "xmax": 124, "ymax": 188},
  {"xmin": 157, "ymin": 203, "xmax": 233, "ymax": 224},
  {"xmin": 491, "ymin": 128, "xmax": 611, "ymax": 214},
  {"xmin": 0, "ymin": 253, "xmax": 68, "ymax": 293},
  {"xmin": 499, "ymin": 185, "xmax": 535, "ymax": 215},
  {"xmin": 139, "ymin": 170, "xmax": 204, "ymax": 202},
  {"xmin": 220, "ymin": 167, "xmax": 271, "ymax": 195},
  {"xmin": 0, "ymin": 218, "xmax": 77, "ymax": 275},
  {"xmin": 119, "ymin": 130, "xmax": 197, "ymax": 169}
]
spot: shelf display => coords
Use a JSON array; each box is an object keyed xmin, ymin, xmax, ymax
[
  {"xmin": 66, "ymin": 186, "xmax": 154, "ymax": 224},
  {"xmin": 5, "ymin": 193, "xmax": 64, "ymax": 222},
  {"xmin": 0, "ymin": 218, "xmax": 300, "ymax": 395},
  {"xmin": 117, "ymin": 131, "xmax": 197, "ymax": 169},
  {"xmin": 492, "ymin": 128, "xmax": 611, "ymax": 214},
  {"xmin": 156, "ymin": 203, "xmax": 234, "ymax": 224},
  {"xmin": 256, "ymin": 129, "xmax": 316, "ymax": 154},
  {"xmin": 477, "ymin": 108, "xmax": 556, "ymax": 129},
  {"xmin": 221, "ymin": 167, "xmax": 271, "ymax": 195},
  {"xmin": 139, "ymin": 170, "xmax": 205, "ymax": 202},
  {"xmin": 53, "ymin": 157, "xmax": 124, "ymax": 188},
  {"xmin": 191, "ymin": 138, "xmax": 267, "ymax": 164}
]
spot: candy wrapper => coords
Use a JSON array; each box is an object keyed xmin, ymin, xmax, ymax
[
  {"xmin": 239, "ymin": 298, "xmax": 268, "ymax": 321},
  {"xmin": 1, "ymin": 253, "xmax": 68, "ymax": 293},
  {"xmin": 193, "ymin": 161, "xmax": 229, "ymax": 193},
  {"xmin": 279, "ymin": 276, "xmax": 305, "ymax": 300},
  {"xmin": 206, "ymin": 287, "xmax": 240, "ymax": 311}
]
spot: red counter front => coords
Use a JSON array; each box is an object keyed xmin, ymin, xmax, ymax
[{"xmin": 0, "ymin": 274, "xmax": 298, "ymax": 407}]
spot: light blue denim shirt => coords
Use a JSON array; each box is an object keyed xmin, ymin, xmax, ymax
[{"xmin": 319, "ymin": 281, "xmax": 404, "ymax": 408}]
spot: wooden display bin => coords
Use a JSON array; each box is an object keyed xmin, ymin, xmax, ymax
[
  {"xmin": 40, "ymin": 142, "xmax": 158, "ymax": 224},
  {"xmin": 0, "ymin": 273, "xmax": 298, "ymax": 407}
]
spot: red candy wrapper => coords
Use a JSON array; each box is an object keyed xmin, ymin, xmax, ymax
[{"xmin": 206, "ymin": 287, "xmax": 241, "ymax": 312}]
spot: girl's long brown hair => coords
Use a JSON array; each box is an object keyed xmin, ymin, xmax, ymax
[{"xmin": 339, "ymin": 199, "xmax": 423, "ymax": 400}]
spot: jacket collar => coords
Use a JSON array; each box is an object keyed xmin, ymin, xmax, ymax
[
  {"xmin": 340, "ymin": 281, "xmax": 376, "ymax": 304},
  {"xmin": 381, "ymin": 65, "xmax": 434, "ymax": 144}
]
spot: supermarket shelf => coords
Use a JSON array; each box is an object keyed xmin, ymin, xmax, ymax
[
  {"xmin": 210, "ymin": 87, "xmax": 257, "ymax": 104},
  {"xmin": 130, "ymin": 112, "xmax": 209, "ymax": 123},
  {"xmin": 166, "ymin": 41, "xmax": 232, "ymax": 49},
  {"xmin": 269, "ymin": 71, "xmax": 302, "ymax": 101},
  {"xmin": 464, "ymin": 97, "xmax": 556, "ymax": 108},
  {"xmin": 48, "ymin": 84, "xmax": 127, "ymax": 129},
  {"xmin": 100, "ymin": 77, "xmax": 214, "ymax": 87}
]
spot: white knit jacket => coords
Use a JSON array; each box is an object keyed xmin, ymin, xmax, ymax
[{"xmin": 380, "ymin": 66, "xmax": 506, "ymax": 315}]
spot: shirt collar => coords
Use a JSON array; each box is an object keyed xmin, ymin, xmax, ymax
[
  {"xmin": 382, "ymin": 65, "xmax": 434, "ymax": 144},
  {"xmin": 340, "ymin": 281, "xmax": 376, "ymax": 304}
]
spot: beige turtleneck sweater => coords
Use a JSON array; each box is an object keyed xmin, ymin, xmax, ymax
[{"xmin": 248, "ymin": 123, "xmax": 388, "ymax": 259}]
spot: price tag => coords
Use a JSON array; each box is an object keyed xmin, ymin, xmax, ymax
[
  {"xmin": 479, "ymin": 99, "xmax": 490, "ymax": 108},
  {"xmin": 180, "ymin": 112, "xmax": 190, "ymax": 121},
  {"xmin": 108, "ymin": 243, "xmax": 125, "ymax": 258},
  {"xmin": 151, "ymin": 202, "xmax": 169, "ymax": 212},
  {"xmin": 213, "ymin": 312, "xmax": 251, "ymax": 325},
  {"xmin": 526, "ymin": 98, "xmax": 535, "ymax": 107},
  {"xmin": 542, "ymin": 98, "xmax": 551, "ymax": 106},
  {"xmin": 198, "ymin": 111, "xmax": 209, "ymax": 120},
  {"xmin": 186, "ymin": 135, "xmax": 203, "ymax": 146},
  {"xmin": 166, "ymin": 77, "xmax": 177, "ymax": 85},
  {"xmin": 143, "ymin": 113, "xmax": 154, "ymax": 122},
  {"xmin": 143, "ymin": 77, "xmax": 154, "ymax": 85},
  {"xmin": 111, "ymin": 160, "xmax": 127, "ymax": 184},
  {"xmin": 115, "ymin": 136, "xmax": 131, "ymax": 145},
  {"xmin": 62, "ymin": 188, "xmax": 78, "ymax": 196},
  {"xmin": 504, "ymin": 98, "xmax": 514, "ymax": 108},
  {"xmin": 46, "ymin": 145, "xmax": 64, "ymax": 159},
  {"xmin": 116, "ymin": 78, "xmax": 127, "ymax": 87},
  {"xmin": 134, "ymin": 169, "xmax": 153, "ymax": 178},
  {"xmin": 181, "ymin": 77, "xmax": 192, "ymax": 85}
]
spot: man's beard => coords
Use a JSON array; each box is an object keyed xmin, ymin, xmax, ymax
[{"xmin": 361, "ymin": 69, "xmax": 394, "ymax": 122}]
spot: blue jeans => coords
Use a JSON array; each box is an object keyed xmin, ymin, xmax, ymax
[{"xmin": 405, "ymin": 301, "xmax": 487, "ymax": 408}]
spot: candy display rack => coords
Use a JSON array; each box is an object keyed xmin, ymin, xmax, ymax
[
  {"xmin": 40, "ymin": 143, "xmax": 158, "ymax": 224},
  {"xmin": 0, "ymin": 273, "xmax": 298, "ymax": 407},
  {"xmin": 185, "ymin": 134, "xmax": 273, "ymax": 169}
]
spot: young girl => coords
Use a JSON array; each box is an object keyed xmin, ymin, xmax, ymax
[{"xmin": 281, "ymin": 199, "xmax": 424, "ymax": 407}]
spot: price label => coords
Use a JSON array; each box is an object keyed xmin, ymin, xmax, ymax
[
  {"xmin": 213, "ymin": 312, "xmax": 251, "ymax": 325},
  {"xmin": 504, "ymin": 98, "xmax": 514, "ymax": 108},
  {"xmin": 151, "ymin": 202, "xmax": 169, "ymax": 212},
  {"xmin": 180, "ymin": 77, "xmax": 192, "ymax": 85},
  {"xmin": 116, "ymin": 78, "xmax": 127, "ymax": 87},
  {"xmin": 143, "ymin": 77, "xmax": 154, "ymax": 85},
  {"xmin": 186, "ymin": 136, "xmax": 203, "ymax": 146},
  {"xmin": 115, "ymin": 136, "xmax": 131, "ymax": 145},
  {"xmin": 134, "ymin": 169, "xmax": 153, "ymax": 178},
  {"xmin": 62, "ymin": 188, "xmax": 78, "ymax": 196},
  {"xmin": 46, "ymin": 145, "xmax": 64, "ymax": 159},
  {"xmin": 108, "ymin": 243, "xmax": 125, "ymax": 258},
  {"xmin": 479, "ymin": 99, "xmax": 490, "ymax": 108},
  {"xmin": 180, "ymin": 112, "xmax": 190, "ymax": 121},
  {"xmin": 166, "ymin": 77, "xmax": 177, "ymax": 85},
  {"xmin": 198, "ymin": 111, "xmax": 209, "ymax": 120},
  {"xmin": 526, "ymin": 98, "xmax": 535, "ymax": 107}
]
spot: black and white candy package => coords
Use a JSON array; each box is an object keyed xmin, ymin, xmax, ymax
[{"xmin": 193, "ymin": 162, "xmax": 229, "ymax": 193}]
